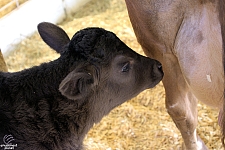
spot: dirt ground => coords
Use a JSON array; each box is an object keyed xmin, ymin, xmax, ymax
[{"xmin": 4, "ymin": 0, "xmax": 222, "ymax": 149}]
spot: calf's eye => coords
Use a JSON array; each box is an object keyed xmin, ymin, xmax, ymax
[{"xmin": 122, "ymin": 62, "xmax": 130, "ymax": 72}]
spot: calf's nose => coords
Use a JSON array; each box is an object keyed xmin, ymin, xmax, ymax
[{"xmin": 154, "ymin": 60, "xmax": 163, "ymax": 74}]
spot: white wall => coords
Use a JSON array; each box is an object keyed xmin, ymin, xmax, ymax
[{"xmin": 0, "ymin": 0, "xmax": 91, "ymax": 56}]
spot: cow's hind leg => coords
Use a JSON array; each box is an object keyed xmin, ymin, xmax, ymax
[
  {"xmin": 166, "ymin": 90, "xmax": 207, "ymax": 150},
  {"xmin": 162, "ymin": 55, "xmax": 208, "ymax": 150}
]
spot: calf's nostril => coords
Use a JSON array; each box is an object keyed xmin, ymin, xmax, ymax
[
  {"xmin": 157, "ymin": 64, "xmax": 162, "ymax": 69},
  {"xmin": 156, "ymin": 61, "xmax": 162, "ymax": 68},
  {"xmin": 155, "ymin": 61, "xmax": 163, "ymax": 73}
]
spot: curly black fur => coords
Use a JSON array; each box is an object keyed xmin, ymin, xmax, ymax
[
  {"xmin": 0, "ymin": 22, "xmax": 163, "ymax": 150},
  {"xmin": 0, "ymin": 24, "xmax": 124, "ymax": 150}
]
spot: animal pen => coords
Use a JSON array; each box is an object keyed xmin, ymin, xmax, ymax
[{"xmin": 0, "ymin": 0, "xmax": 222, "ymax": 149}]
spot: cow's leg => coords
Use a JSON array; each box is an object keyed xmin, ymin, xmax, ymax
[
  {"xmin": 166, "ymin": 89, "xmax": 207, "ymax": 150},
  {"xmin": 162, "ymin": 54, "xmax": 207, "ymax": 150},
  {"xmin": 166, "ymin": 5, "xmax": 222, "ymax": 149}
]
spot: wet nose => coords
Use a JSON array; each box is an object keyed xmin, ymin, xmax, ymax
[{"xmin": 155, "ymin": 61, "xmax": 163, "ymax": 73}]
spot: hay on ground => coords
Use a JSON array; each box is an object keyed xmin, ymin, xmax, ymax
[{"xmin": 4, "ymin": 0, "xmax": 222, "ymax": 149}]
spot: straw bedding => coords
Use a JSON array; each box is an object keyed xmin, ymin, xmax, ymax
[
  {"xmin": 0, "ymin": 0, "xmax": 28, "ymax": 18},
  {"xmin": 4, "ymin": 0, "xmax": 222, "ymax": 149}
]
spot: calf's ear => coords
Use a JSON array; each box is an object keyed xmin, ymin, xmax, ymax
[
  {"xmin": 37, "ymin": 22, "xmax": 70, "ymax": 54},
  {"xmin": 59, "ymin": 70, "xmax": 94, "ymax": 100}
]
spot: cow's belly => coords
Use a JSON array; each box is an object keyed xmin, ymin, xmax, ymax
[
  {"xmin": 173, "ymin": 3, "xmax": 223, "ymax": 108},
  {"xmin": 126, "ymin": 0, "xmax": 223, "ymax": 108},
  {"xmin": 176, "ymin": 34, "xmax": 223, "ymax": 108},
  {"xmin": 184, "ymin": 61, "xmax": 223, "ymax": 108}
]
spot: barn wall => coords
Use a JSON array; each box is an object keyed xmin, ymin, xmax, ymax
[{"xmin": 0, "ymin": 0, "xmax": 91, "ymax": 56}]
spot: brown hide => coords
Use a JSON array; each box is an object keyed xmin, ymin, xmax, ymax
[
  {"xmin": 219, "ymin": 0, "xmax": 225, "ymax": 147},
  {"xmin": 125, "ymin": 0, "xmax": 224, "ymax": 149}
]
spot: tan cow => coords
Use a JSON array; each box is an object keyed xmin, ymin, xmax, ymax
[{"xmin": 125, "ymin": 0, "xmax": 225, "ymax": 149}]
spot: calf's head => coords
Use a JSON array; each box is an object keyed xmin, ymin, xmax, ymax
[{"xmin": 38, "ymin": 22, "xmax": 163, "ymax": 121}]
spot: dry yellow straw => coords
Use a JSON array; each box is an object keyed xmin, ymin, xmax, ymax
[{"xmin": 4, "ymin": 0, "xmax": 222, "ymax": 149}]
